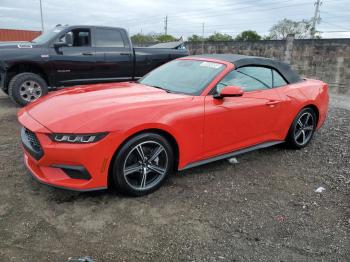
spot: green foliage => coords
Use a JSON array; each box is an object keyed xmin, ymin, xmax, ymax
[
  {"xmin": 235, "ymin": 30, "xmax": 262, "ymax": 41},
  {"xmin": 131, "ymin": 33, "xmax": 178, "ymax": 44},
  {"xmin": 207, "ymin": 32, "xmax": 233, "ymax": 41},
  {"xmin": 187, "ymin": 34, "xmax": 205, "ymax": 42},
  {"xmin": 155, "ymin": 34, "xmax": 177, "ymax": 42},
  {"xmin": 130, "ymin": 33, "xmax": 155, "ymax": 44}
]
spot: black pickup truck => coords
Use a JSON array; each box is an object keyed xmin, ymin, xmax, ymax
[{"xmin": 0, "ymin": 25, "xmax": 189, "ymax": 106}]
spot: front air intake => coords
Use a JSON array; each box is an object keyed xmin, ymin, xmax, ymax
[{"xmin": 21, "ymin": 127, "xmax": 44, "ymax": 160}]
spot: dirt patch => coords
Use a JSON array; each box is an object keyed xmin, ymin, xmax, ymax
[{"xmin": 0, "ymin": 93, "xmax": 349, "ymax": 261}]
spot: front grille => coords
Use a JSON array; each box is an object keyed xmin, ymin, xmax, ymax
[
  {"xmin": 21, "ymin": 127, "xmax": 44, "ymax": 160},
  {"xmin": 25, "ymin": 128, "xmax": 42, "ymax": 152}
]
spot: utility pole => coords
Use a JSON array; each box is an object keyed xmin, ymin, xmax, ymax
[
  {"xmin": 164, "ymin": 16, "xmax": 168, "ymax": 35},
  {"xmin": 311, "ymin": 0, "xmax": 322, "ymax": 38},
  {"xmin": 39, "ymin": 0, "xmax": 44, "ymax": 33},
  {"xmin": 202, "ymin": 22, "xmax": 205, "ymax": 54}
]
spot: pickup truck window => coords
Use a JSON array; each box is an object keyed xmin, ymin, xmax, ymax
[
  {"xmin": 59, "ymin": 29, "xmax": 91, "ymax": 47},
  {"xmin": 95, "ymin": 28, "xmax": 125, "ymax": 48},
  {"xmin": 139, "ymin": 60, "xmax": 225, "ymax": 95}
]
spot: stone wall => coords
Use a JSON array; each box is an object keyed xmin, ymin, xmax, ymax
[{"xmin": 185, "ymin": 38, "xmax": 350, "ymax": 95}]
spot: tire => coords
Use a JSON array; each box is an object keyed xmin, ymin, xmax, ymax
[
  {"xmin": 287, "ymin": 107, "xmax": 317, "ymax": 149},
  {"xmin": 8, "ymin": 73, "xmax": 48, "ymax": 107},
  {"xmin": 112, "ymin": 133, "xmax": 175, "ymax": 196}
]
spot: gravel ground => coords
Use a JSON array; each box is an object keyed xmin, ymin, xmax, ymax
[{"xmin": 0, "ymin": 92, "xmax": 349, "ymax": 262}]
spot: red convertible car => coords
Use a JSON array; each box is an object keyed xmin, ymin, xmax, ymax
[{"xmin": 18, "ymin": 54, "xmax": 329, "ymax": 196}]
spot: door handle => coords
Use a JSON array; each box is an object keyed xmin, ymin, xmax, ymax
[
  {"xmin": 266, "ymin": 100, "xmax": 280, "ymax": 106},
  {"xmin": 82, "ymin": 52, "xmax": 94, "ymax": 56},
  {"xmin": 120, "ymin": 52, "xmax": 131, "ymax": 56}
]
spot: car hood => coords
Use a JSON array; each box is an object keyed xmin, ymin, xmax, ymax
[
  {"xmin": 0, "ymin": 41, "xmax": 38, "ymax": 49},
  {"xmin": 20, "ymin": 82, "xmax": 192, "ymax": 133},
  {"xmin": 0, "ymin": 42, "xmax": 42, "ymax": 62}
]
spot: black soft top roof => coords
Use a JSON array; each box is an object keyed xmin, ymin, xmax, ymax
[{"xmin": 188, "ymin": 54, "xmax": 301, "ymax": 84}]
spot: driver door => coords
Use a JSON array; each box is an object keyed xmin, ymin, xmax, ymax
[
  {"xmin": 49, "ymin": 28, "xmax": 96, "ymax": 85},
  {"xmin": 203, "ymin": 66, "xmax": 283, "ymax": 158}
]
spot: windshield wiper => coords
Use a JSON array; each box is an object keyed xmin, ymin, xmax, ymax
[{"xmin": 149, "ymin": 85, "xmax": 172, "ymax": 93}]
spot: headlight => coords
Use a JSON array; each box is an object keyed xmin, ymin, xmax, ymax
[{"xmin": 49, "ymin": 132, "xmax": 108, "ymax": 143}]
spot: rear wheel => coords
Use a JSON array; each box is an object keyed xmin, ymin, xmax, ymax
[
  {"xmin": 287, "ymin": 107, "xmax": 317, "ymax": 149},
  {"xmin": 112, "ymin": 133, "xmax": 174, "ymax": 196},
  {"xmin": 8, "ymin": 73, "xmax": 48, "ymax": 106}
]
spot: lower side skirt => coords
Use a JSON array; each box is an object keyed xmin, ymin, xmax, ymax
[{"xmin": 180, "ymin": 141, "xmax": 284, "ymax": 171}]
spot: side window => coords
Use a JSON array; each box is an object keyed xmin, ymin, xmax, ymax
[
  {"xmin": 216, "ymin": 66, "xmax": 273, "ymax": 92},
  {"xmin": 238, "ymin": 67, "xmax": 272, "ymax": 88},
  {"xmin": 59, "ymin": 29, "xmax": 91, "ymax": 47},
  {"xmin": 74, "ymin": 31, "xmax": 90, "ymax": 46},
  {"xmin": 272, "ymin": 70, "xmax": 288, "ymax": 87},
  {"xmin": 95, "ymin": 29, "xmax": 125, "ymax": 48}
]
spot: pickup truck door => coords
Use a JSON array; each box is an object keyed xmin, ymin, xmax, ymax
[
  {"xmin": 49, "ymin": 28, "xmax": 96, "ymax": 86},
  {"xmin": 92, "ymin": 28, "xmax": 133, "ymax": 81}
]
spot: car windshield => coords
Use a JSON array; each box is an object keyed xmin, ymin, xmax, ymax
[
  {"xmin": 31, "ymin": 27, "xmax": 65, "ymax": 44},
  {"xmin": 139, "ymin": 59, "xmax": 225, "ymax": 95}
]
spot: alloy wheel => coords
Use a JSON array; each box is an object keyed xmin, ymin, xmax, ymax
[
  {"xmin": 123, "ymin": 141, "xmax": 168, "ymax": 191},
  {"xmin": 294, "ymin": 112, "xmax": 315, "ymax": 146},
  {"xmin": 20, "ymin": 80, "xmax": 42, "ymax": 102}
]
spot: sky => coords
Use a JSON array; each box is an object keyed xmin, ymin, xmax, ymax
[{"xmin": 0, "ymin": 0, "xmax": 349, "ymax": 39}]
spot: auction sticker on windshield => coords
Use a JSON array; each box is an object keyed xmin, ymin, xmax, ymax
[{"xmin": 200, "ymin": 62, "xmax": 223, "ymax": 69}]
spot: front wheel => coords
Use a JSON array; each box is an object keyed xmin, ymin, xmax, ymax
[
  {"xmin": 112, "ymin": 133, "xmax": 175, "ymax": 196},
  {"xmin": 8, "ymin": 72, "xmax": 48, "ymax": 106},
  {"xmin": 287, "ymin": 107, "xmax": 317, "ymax": 149}
]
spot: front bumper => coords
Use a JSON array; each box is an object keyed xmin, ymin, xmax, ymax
[
  {"xmin": 24, "ymin": 154, "xmax": 106, "ymax": 192},
  {"xmin": 18, "ymin": 111, "xmax": 121, "ymax": 191}
]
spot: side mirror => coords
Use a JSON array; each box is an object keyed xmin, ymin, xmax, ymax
[
  {"xmin": 54, "ymin": 32, "xmax": 73, "ymax": 48},
  {"xmin": 214, "ymin": 85, "xmax": 244, "ymax": 99}
]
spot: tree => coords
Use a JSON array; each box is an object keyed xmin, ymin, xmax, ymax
[
  {"xmin": 207, "ymin": 32, "xmax": 233, "ymax": 41},
  {"xmin": 268, "ymin": 18, "xmax": 319, "ymax": 40},
  {"xmin": 155, "ymin": 34, "xmax": 177, "ymax": 42},
  {"xmin": 235, "ymin": 30, "xmax": 261, "ymax": 41},
  {"xmin": 130, "ymin": 33, "xmax": 155, "ymax": 44},
  {"xmin": 187, "ymin": 34, "xmax": 205, "ymax": 42}
]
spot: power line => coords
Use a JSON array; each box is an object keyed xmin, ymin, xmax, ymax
[
  {"xmin": 121, "ymin": 0, "xmax": 308, "ymax": 27},
  {"xmin": 321, "ymin": 30, "xmax": 350, "ymax": 32},
  {"xmin": 122, "ymin": 0, "xmax": 345, "ymax": 28},
  {"xmin": 117, "ymin": 0, "xmax": 348, "ymax": 37},
  {"xmin": 171, "ymin": 16, "xmax": 349, "ymax": 32},
  {"xmin": 119, "ymin": 0, "xmax": 267, "ymax": 25},
  {"xmin": 321, "ymin": 20, "xmax": 350, "ymax": 31}
]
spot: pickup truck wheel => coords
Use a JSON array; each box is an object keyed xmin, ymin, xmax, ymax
[{"xmin": 8, "ymin": 73, "xmax": 48, "ymax": 106}]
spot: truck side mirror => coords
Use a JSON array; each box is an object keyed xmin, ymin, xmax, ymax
[
  {"xmin": 54, "ymin": 32, "xmax": 73, "ymax": 48},
  {"xmin": 65, "ymin": 32, "xmax": 73, "ymax": 46}
]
